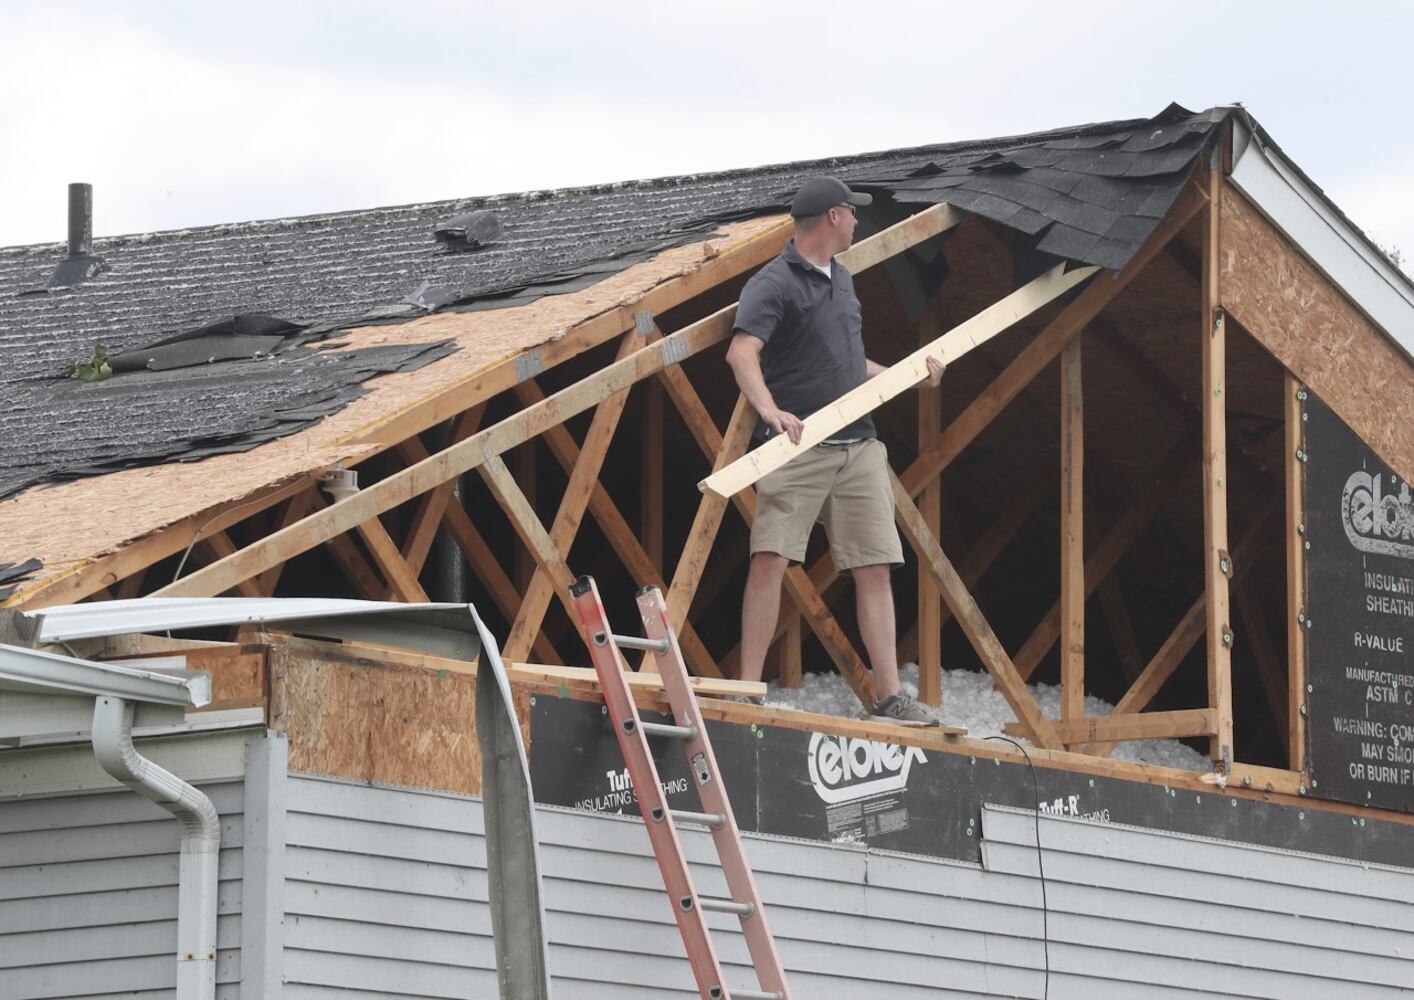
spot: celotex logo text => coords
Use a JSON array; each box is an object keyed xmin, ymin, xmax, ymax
[{"xmin": 807, "ymin": 731, "xmax": 927, "ymax": 805}]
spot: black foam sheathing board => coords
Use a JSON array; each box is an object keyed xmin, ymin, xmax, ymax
[{"xmin": 0, "ymin": 340, "xmax": 454, "ymax": 499}]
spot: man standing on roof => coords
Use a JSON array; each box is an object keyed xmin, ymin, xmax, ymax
[{"xmin": 725, "ymin": 176, "xmax": 945, "ymax": 726}]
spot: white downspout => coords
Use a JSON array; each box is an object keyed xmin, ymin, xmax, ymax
[{"xmin": 92, "ymin": 695, "xmax": 220, "ymax": 1000}]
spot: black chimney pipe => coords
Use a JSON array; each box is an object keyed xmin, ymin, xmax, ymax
[{"xmin": 67, "ymin": 182, "xmax": 92, "ymax": 257}]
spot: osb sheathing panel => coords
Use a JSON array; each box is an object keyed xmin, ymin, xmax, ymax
[
  {"xmin": 187, "ymin": 644, "xmax": 267, "ymax": 711},
  {"xmin": 1220, "ymin": 183, "xmax": 1414, "ymax": 484},
  {"xmin": 269, "ymin": 640, "xmax": 482, "ymax": 794},
  {"xmin": 0, "ymin": 214, "xmax": 787, "ymax": 600}
]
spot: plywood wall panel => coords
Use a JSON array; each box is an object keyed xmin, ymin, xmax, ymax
[
  {"xmin": 1220, "ymin": 184, "xmax": 1414, "ymax": 484},
  {"xmin": 269, "ymin": 641, "xmax": 482, "ymax": 795}
]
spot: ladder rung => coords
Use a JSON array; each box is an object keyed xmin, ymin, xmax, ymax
[
  {"xmin": 699, "ymin": 895, "xmax": 754, "ymax": 917},
  {"xmin": 612, "ymin": 633, "xmax": 670, "ymax": 653},
  {"xmin": 640, "ymin": 720, "xmax": 698, "ymax": 740},
  {"xmin": 729, "ymin": 990, "xmax": 783, "ymax": 1000},
  {"xmin": 671, "ymin": 809, "xmax": 726, "ymax": 830}
]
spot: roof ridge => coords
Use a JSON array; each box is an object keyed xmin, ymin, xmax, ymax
[{"xmin": 0, "ymin": 105, "xmax": 1216, "ymax": 256}]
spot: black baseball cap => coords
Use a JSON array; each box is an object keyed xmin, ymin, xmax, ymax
[{"xmin": 790, "ymin": 176, "xmax": 873, "ymax": 218}]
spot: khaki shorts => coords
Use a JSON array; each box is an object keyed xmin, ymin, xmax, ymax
[{"xmin": 750, "ymin": 438, "xmax": 904, "ymax": 570}]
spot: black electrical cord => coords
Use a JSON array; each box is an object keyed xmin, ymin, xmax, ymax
[{"xmin": 984, "ymin": 735, "xmax": 1050, "ymax": 999}]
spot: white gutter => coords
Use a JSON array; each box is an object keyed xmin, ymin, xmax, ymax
[{"xmin": 92, "ymin": 696, "xmax": 220, "ymax": 1000}]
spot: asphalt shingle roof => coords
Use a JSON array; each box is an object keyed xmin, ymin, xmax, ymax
[{"xmin": 0, "ymin": 103, "xmax": 1225, "ymax": 501}]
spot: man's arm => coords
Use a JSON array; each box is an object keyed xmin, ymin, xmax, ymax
[{"xmin": 725, "ymin": 333, "xmax": 804, "ymax": 444}]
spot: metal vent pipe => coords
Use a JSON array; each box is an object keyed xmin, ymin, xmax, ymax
[{"xmin": 68, "ymin": 182, "xmax": 93, "ymax": 257}]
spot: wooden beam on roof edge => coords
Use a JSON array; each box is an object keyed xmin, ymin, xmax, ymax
[
  {"xmin": 11, "ymin": 474, "xmax": 318, "ymax": 610},
  {"xmin": 700, "ymin": 259, "xmax": 1096, "ymax": 499},
  {"xmin": 152, "ymin": 203, "xmax": 965, "ymax": 603}
]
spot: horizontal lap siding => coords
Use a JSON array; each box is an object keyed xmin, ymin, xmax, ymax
[
  {"xmin": 285, "ymin": 775, "xmax": 1414, "ymax": 1000},
  {"xmin": 980, "ymin": 805, "xmax": 1414, "ymax": 999},
  {"xmin": 0, "ymin": 781, "xmax": 245, "ymax": 999}
]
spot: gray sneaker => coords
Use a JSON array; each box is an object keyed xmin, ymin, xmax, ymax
[{"xmin": 871, "ymin": 692, "xmax": 940, "ymax": 727}]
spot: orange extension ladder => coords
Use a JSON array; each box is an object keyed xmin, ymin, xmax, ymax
[{"xmin": 569, "ymin": 575, "xmax": 792, "ymax": 1000}]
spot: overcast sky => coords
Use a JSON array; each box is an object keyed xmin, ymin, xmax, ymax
[{"xmin": 3, "ymin": 1, "xmax": 1412, "ymax": 264}]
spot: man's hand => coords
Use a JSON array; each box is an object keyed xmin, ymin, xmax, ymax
[
  {"xmin": 919, "ymin": 355, "xmax": 946, "ymax": 389},
  {"xmin": 762, "ymin": 406, "xmax": 804, "ymax": 445}
]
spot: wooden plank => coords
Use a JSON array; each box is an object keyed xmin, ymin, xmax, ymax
[
  {"xmin": 323, "ymin": 533, "xmax": 385, "ymax": 601},
  {"xmin": 512, "ymin": 443, "xmax": 538, "ymax": 590},
  {"xmin": 512, "ymin": 378, "xmax": 721, "ymax": 677},
  {"xmin": 194, "ymin": 531, "xmax": 265, "ymax": 598},
  {"xmin": 355, "ymin": 516, "xmax": 431, "ymax": 603},
  {"xmin": 1091, "ymin": 318, "xmax": 1278, "ymax": 495},
  {"xmin": 509, "ymin": 662, "xmax": 764, "ymax": 699},
  {"xmin": 114, "ymin": 569, "xmax": 147, "ymax": 601},
  {"xmin": 1014, "ymin": 435, "xmax": 1197, "ymax": 681},
  {"xmin": 896, "ymin": 179, "xmax": 1209, "ymax": 501},
  {"xmin": 1234, "ymin": 578, "xmax": 1289, "ymax": 748},
  {"xmin": 1085, "ymin": 502, "xmax": 1275, "ymax": 757},
  {"xmin": 1004, "ymin": 708, "xmax": 1217, "ymax": 745},
  {"xmin": 1202, "ymin": 160, "xmax": 1235, "ymax": 768},
  {"xmin": 889, "ymin": 470, "xmax": 1063, "ymax": 749},
  {"xmin": 666, "ymin": 395, "xmax": 754, "ymax": 626},
  {"xmin": 701, "ymin": 262, "xmax": 1099, "ymax": 498},
  {"xmin": 254, "ymin": 490, "xmax": 317, "ymax": 595},
  {"xmin": 154, "ymin": 206, "xmax": 962, "ymax": 602},
  {"xmin": 643, "ymin": 378, "xmax": 665, "ymax": 568},
  {"xmin": 504, "ymin": 332, "xmax": 640, "ymax": 660},
  {"xmin": 1097, "ymin": 574, "xmax": 1144, "ymax": 683},
  {"xmin": 1286, "ymin": 373, "xmax": 1309, "ymax": 772},
  {"xmin": 1060, "ymin": 336, "xmax": 1085, "ymax": 722},
  {"xmin": 396, "ymin": 437, "xmax": 562, "ymax": 664},
  {"xmin": 1221, "ymin": 182, "xmax": 1414, "ymax": 487},
  {"xmin": 918, "ymin": 301, "xmax": 944, "ymax": 707},
  {"xmin": 778, "ymin": 617, "xmax": 803, "ymax": 689},
  {"xmin": 477, "ymin": 452, "xmax": 582, "ymax": 652},
  {"xmin": 392, "ymin": 406, "xmax": 487, "ymax": 585}
]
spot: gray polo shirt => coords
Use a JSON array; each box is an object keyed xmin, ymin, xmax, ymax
[{"xmin": 733, "ymin": 240, "xmax": 876, "ymax": 442}]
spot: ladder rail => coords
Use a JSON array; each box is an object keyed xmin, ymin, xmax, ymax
[
  {"xmin": 569, "ymin": 577, "xmax": 727, "ymax": 1000},
  {"xmin": 636, "ymin": 585, "xmax": 793, "ymax": 1000}
]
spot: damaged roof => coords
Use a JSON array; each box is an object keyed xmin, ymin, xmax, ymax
[{"xmin": 0, "ymin": 103, "xmax": 1228, "ymax": 500}]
